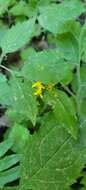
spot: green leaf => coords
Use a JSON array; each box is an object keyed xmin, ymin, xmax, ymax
[
  {"xmin": 0, "ymin": 0, "xmax": 15, "ymax": 15},
  {"xmin": 0, "ymin": 74, "xmax": 11, "ymax": 106},
  {"xmin": 69, "ymin": 20, "xmax": 81, "ymax": 40},
  {"xmin": 53, "ymin": 93, "xmax": 78, "ymax": 139},
  {"xmin": 8, "ymin": 123, "xmax": 29, "ymax": 153},
  {"xmin": 0, "ymin": 75, "xmax": 38, "ymax": 125},
  {"xmin": 80, "ymin": 174, "xmax": 86, "ymax": 190},
  {"xmin": 0, "ymin": 154, "xmax": 20, "ymax": 172},
  {"xmin": 38, "ymin": 0, "xmax": 84, "ymax": 34},
  {"xmin": 0, "ymin": 166, "xmax": 20, "ymax": 187},
  {"xmin": 0, "ymin": 139, "xmax": 13, "ymax": 158},
  {"xmin": 9, "ymin": 1, "xmax": 29, "ymax": 17},
  {"xmin": 9, "ymin": 77, "xmax": 38, "ymax": 125},
  {"xmin": 0, "ymin": 139, "xmax": 20, "ymax": 187},
  {"xmin": 0, "ymin": 28, "xmax": 7, "ymax": 44},
  {"xmin": 21, "ymin": 49, "xmax": 72, "ymax": 85},
  {"xmin": 21, "ymin": 47, "xmax": 36, "ymax": 61},
  {"xmin": 1, "ymin": 18, "xmax": 35, "ymax": 53},
  {"xmin": 56, "ymin": 32, "xmax": 79, "ymax": 64},
  {"xmin": 44, "ymin": 90, "xmax": 78, "ymax": 139},
  {"xmin": 20, "ymin": 113, "xmax": 86, "ymax": 190}
]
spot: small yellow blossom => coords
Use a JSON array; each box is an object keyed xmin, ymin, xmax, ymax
[
  {"xmin": 32, "ymin": 81, "xmax": 45, "ymax": 89},
  {"xmin": 32, "ymin": 81, "xmax": 45, "ymax": 98},
  {"xmin": 47, "ymin": 83, "xmax": 55, "ymax": 91},
  {"xmin": 34, "ymin": 89, "xmax": 43, "ymax": 98}
]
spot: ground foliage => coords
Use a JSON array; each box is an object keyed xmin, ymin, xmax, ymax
[{"xmin": 0, "ymin": 0, "xmax": 86, "ymax": 190}]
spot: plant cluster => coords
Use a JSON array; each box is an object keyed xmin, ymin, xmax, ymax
[{"xmin": 0, "ymin": 0, "xmax": 86, "ymax": 190}]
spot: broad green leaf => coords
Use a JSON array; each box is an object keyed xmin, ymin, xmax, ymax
[
  {"xmin": 1, "ymin": 18, "xmax": 35, "ymax": 53},
  {"xmin": 53, "ymin": 93, "xmax": 78, "ymax": 139},
  {"xmin": 6, "ymin": 109, "xmax": 27, "ymax": 125},
  {"xmin": 47, "ymin": 21, "xmax": 81, "ymax": 61},
  {"xmin": 9, "ymin": 77, "xmax": 38, "ymax": 125},
  {"xmin": 69, "ymin": 20, "xmax": 81, "ymax": 40},
  {"xmin": 0, "ymin": 74, "xmax": 11, "ymax": 106},
  {"xmin": 0, "ymin": 139, "xmax": 13, "ymax": 158},
  {"xmin": 21, "ymin": 49, "xmax": 72, "ymax": 85},
  {"xmin": 9, "ymin": 0, "xmax": 38, "ymax": 20},
  {"xmin": 56, "ymin": 32, "xmax": 79, "ymax": 64},
  {"xmin": 0, "ymin": 75, "xmax": 38, "ymax": 125},
  {"xmin": 21, "ymin": 47, "xmax": 36, "ymax": 61},
  {"xmin": 8, "ymin": 123, "xmax": 29, "ymax": 153},
  {"xmin": 0, "ymin": 28, "xmax": 7, "ymax": 44},
  {"xmin": 20, "ymin": 113, "xmax": 86, "ymax": 190},
  {"xmin": 29, "ymin": 0, "xmax": 39, "ymax": 8},
  {"xmin": 9, "ymin": 1, "xmax": 29, "ymax": 17},
  {"xmin": 0, "ymin": 166, "xmax": 20, "ymax": 187},
  {"xmin": 0, "ymin": 154, "xmax": 20, "ymax": 172},
  {"xmin": 0, "ymin": 0, "xmax": 15, "ymax": 15},
  {"xmin": 38, "ymin": 0, "xmax": 84, "ymax": 34},
  {"xmin": 44, "ymin": 90, "xmax": 78, "ymax": 139},
  {"xmin": 10, "ymin": 0, "xmax": 39, "ymax": 19}
]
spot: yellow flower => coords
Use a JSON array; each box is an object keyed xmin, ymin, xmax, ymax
[
  {"xmin": 47, "ymin": 83, "xmax": 55, "ymax": 91},
  {"xmin": 32, "ymin": 81, "xmax": 45, "ymax": 98},
  {"xmin": 34, "ymin": 89, "xmax": 43, "ymax": 98},
  {"xmin": 32, "ymin": 81, "xmax": 45, "ymax": 89}
]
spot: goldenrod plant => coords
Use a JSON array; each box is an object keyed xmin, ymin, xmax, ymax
[{"xmin": 0, "ymin": 0, "xmax": 86, "ymax": 190}]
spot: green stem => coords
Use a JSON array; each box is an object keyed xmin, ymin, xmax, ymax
[
  {"xmin": 77, "ymin": 44, "xmax": 81, "ymax": 85},
  {"xmin": 0, "ymin": 65, "xmax": 13, "ymax": 74},
  {"xmin": 0, "ymin": 52, "xmax": 5, "ymax": 65},
  {"xmin": 61, "ymin": 84, "xmax": 76, "ymax": 100},
  {"xmin": 76, "ymin": 27, "xmax": 84, "ymax": 116}
]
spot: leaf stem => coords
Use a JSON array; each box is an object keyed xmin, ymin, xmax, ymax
[
  {"xmin": 77, "ymin": 45, "xmax": 81, "ymax": 85},
  {"xmin": 76, "ymin": 26, "xmax": 84, "ymax": 116},
  {"xmin": 0, "ymin": 65, "xmax": 13, "ymax": 74},
  {"xmin": 61, "ymin": 84, "xmax": 76, "ymax": 99},
  {"xmin": 0, "ymin": 52, "xmax": 5, "ymax": 65}
]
